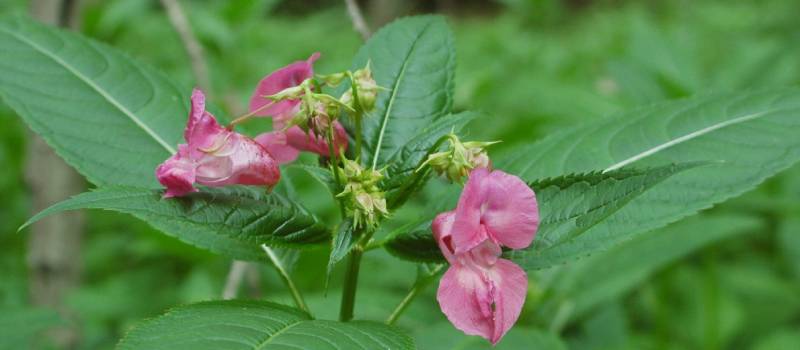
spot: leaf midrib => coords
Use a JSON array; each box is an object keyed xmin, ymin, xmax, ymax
[
  {"xmin": 370, "ymin": 20, "xmax": 435, "ymax": 169},
  {"xmin": 0, "ymin": 25, "xmax": 176, "ymax": 154},
  {"xmin": 254, "ymin": 319, "xmax": 305, "ymax": 349},
  {"xmin": 603, "ymin": 110, "xmax": 768, "ymax": 172}
]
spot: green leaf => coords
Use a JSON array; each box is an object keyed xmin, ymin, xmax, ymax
[
  {"xmin": 348, "ymin": 15, "xmax": 455, "ymax": 169},
  {"xmin": 0, "ymin": 15, "xmax": 186, "ymax": 188},
  {"xmin": 509, "ymin": 162, "xmax": 701, "ymax": 269},
  {"xmin": 382, "ymin": 164, "xmax": 695, "ymax": 265},
  {"xmin": 501, "ymin": 88, "xmax": 800, "ymax": 267},
  {"xmin": 117, "ymin": 300, "xmax": 415, "ymax": 350},
  {"xmin": 384, "ymin": 225, "xmax": 441, "ymax": 263},
  {"xmin": 327, "ymin": 219, "xmax": 356, "ymax": 285},
  {"xmin": 284, "ymin": 164, "xmax": 336, "ymax": 195},
  {"xmin": 385, "ymin": 111, "xmax": 480, "ymax": 208},
  {"xmin": 547, "ymin": 215, "xmax": 761, "ymax": 322},
  {"xmin": 20, "ymin": 186, "xmax": 330, "ymax": 261}
]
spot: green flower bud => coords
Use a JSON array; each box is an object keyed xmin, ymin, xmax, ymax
[
  {"xmin": 337, "ymin": 159, "xmax": 388, "ymax": 228},
  {"xmin": 420, "ymin": 134, "xmax": 498, "ymax": 182},
  {"xmin": 316, "ymin": 72, "xmax": 348, "ymax": 87},
  {"xmin": 342, "ymin": 63, "xmax": 380, "ymax": 112}
]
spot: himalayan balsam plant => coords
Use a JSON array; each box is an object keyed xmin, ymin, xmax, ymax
[{"xmin": 3, "ymin": 13, "xmax": 800, "ymax": 350}]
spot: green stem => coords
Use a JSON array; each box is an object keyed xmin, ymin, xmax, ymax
[
  {"xmin": 385, "ymin": 264, "xmax": 444, "ymax": 325},
  {"xmin": 327, "ymin": 123, "xmax": 347, "ymax": 218},
  {"xmin": 261, "ymin": 245, "xmax": 311, "ymax": 315},
  {"xmin": 339, "ymin": 245, "xmax": 363, "ymax": 321},
  {"xmin": 348, "ymin": 72, "xmax": 364, "ymax": 163},
  {"xmin": 355, "ymin": 112, "xmax": 363, "ymax": 163}
]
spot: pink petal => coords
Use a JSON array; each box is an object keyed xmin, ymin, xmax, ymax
[
  {"xmin": 184, "ymin": 88, "xmax": 206, "ymax": 141},
  {"xmin": 284, "ymin": 121, "xmax": 348, "ymax": 157},
  {"xmin": 481, "ymin": 170, "xmax": 539, "ymax": 250},
  {"xmin": 195, "ymin": 134, "xmax": 280, "ymax": 188},
  {"xmin": 255, "ymin": 131, "xmax": 300, "ymax": 164},
  {"xmin": 182, "ymin": 89, "xmax": 227, "ymax": 158},
  {"xmin": 436, "ymin": 258, "xmax": 528, "ymax": 345},
  {"xmin": 450, "ymin": 167, "xmax": 491, "ymax": 254},
  {"xmin": 451, "ymin": 168, "xmax": 539, "ymax": 252},
  {"xmin": 487, "ymin": 259, "xmax": 528, "ymax": 345},
  {"xmin": 156, "ymin": 145, "xmax": 197, "ymax": 198},
  {"xmin": 248, "ymin": 53, "xmax": 320, "ymax": 121},
  {"xmin": 437, "ymin": 265, "xmax": 493, "ymax": 341},
  {"xmin": 432, "ymin": 211, "xmax": 457, "ymax": 264}
]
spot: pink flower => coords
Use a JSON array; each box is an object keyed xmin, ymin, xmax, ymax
[
  {"xmin": 248, "ymin": 52, "xmax": 349, "ymax": 163},
  {"xmin": 249, "ymin": 52, "xmax": 320, "ymax": 122},
  {"xmin": 155, "ymin": 89, "xmax": 280, "ymax": 198},
  {"xmin": 433, "ymin": 167, "xmax": 539, "ymax": 344}
]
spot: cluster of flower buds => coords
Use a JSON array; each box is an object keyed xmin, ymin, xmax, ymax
[
  {"xmin": 421, "ymin": 133, "xmax": 497, "ymax": 182},
  {"xmin": 336, "ymin": 159, "xmax": 388, "ymax": 229}
]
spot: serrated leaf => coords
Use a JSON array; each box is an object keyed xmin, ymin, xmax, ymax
[
  {"xmin": 327, "ymin": 219, "xmax": 356, "ymax": 286},
  {"xmin": 510, "ymin": 162, "xmax": 701, "ymax": 268},
  {"xmin": 383, "ymin": 164, "xmax": 694, "ymax": 265},
  {"xmin": 500, "ymin": 88, "xmax": 800, "ymax": 267},
  {"xmin": 345, "ymin": 15, "xmax": 455, "ymax": 169},
  {"xmin": 384, "ymin": 111, "xmax": 480, "ymax": 208},
  {"xmin": 20, "ymin": 186, "xmax": 330, "ymax": 261},
  {"xmin": 0, "ymin": 15, "xmax": 185, "ymax": 188},
  {"xmin": 117, "ymin": 300, "xmax": 415, "ymax": 350}
]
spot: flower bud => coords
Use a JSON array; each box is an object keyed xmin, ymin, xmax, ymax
[
  {"xmin": 421, "ymin": 134, "xmax": 497, "ymax": 183},
  {"xmin": 337, "ymin": 159, "xmax": 388, "ymax": 228},
  {"xmin": 317, "ymin": 72, "xmax": 348, "ymax": 87},
  {"xmin": 342, "ymin": 64, "xmax": 379, "ymax": 112}
]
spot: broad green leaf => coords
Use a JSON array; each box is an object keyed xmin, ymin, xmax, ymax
[
  {"xmin": 347, "ymin": 15, "xmax": 455, "ymax": 169},
  {"xmin": 383, "ymin": 164, "xmax": 694, "ymax": 265},
  {"xmin": 545, "ymin": 215, "xmax": 761, "ymax": 322},
  {"xmin": 509, "ymin": 162, "xmax": 700, "ymax": 268},
  {"xmin": 284, "ymin": 164, "xmax": 336, "ymax": 195},
  {"xmin": 118, "ymin": 300, "xmax": 415, "ymax": 350},
  {"xmin": 0, "ymin": 15, "xmax": 185, "ymax": 188},
  {"xmin": 385, "ymin": 111, "xmax": 480, "ymax": 208},
  {"xmin": 501, "ymin": 88, "xmax": 800, "ymax": 267},
  {"xmin": 20, "ymin": 186, "xmax": 330, "ymax": 261}
]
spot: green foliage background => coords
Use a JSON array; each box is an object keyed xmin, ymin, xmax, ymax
[{"xmin": 1, "ymin": 0, "xmax": 799, "ymax": 349}]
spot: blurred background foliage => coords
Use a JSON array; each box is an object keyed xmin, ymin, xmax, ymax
[{"xmin": 1, "ymin": 0, "xmax": 800, "ymax": 349}]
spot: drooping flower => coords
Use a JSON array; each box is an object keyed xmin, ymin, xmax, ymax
[
  {"xmin": 249, "ymin": 52, "xmax": 348, "ymax": 163},
  {"xmin": 155, "ymin": 89, "xmax": 280, "ymax": 197},
  {"xmin": 433, "ymin": 167, "xmax": 539, "ymax": 344}
]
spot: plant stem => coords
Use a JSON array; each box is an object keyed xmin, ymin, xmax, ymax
[
  {"xmin": 348, "ymin": 72, "xmax": 364, "ymax": 163},
  {"xmin": 339, "ymin": 245, "xmax": 364, "ymax": 321},
  {"xmin": 385, "ymin": 264, "xmax": 444, "ymax": 325},
  {"xmin": 261, "ymin": 245, "xmax": 311, "ymax": 315},
  {"xmin": 355, "ymin": 112, "xmax": 363, "ymax": 162}
]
